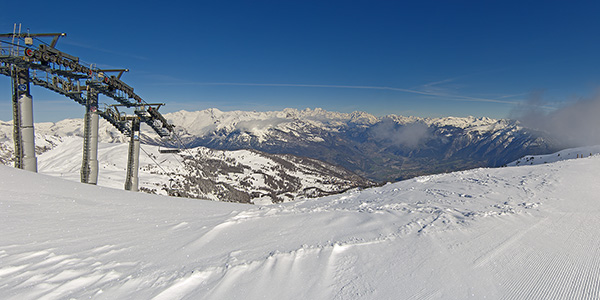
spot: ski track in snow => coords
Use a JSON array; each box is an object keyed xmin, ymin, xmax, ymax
[{"xmin": 1, "ymin": 155, "xmax": 600, "ymax": 299}]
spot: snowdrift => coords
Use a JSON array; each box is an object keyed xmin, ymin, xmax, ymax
[{"xmin": 1, "ymin": 154, "xmax": 600, "ymax": 299}]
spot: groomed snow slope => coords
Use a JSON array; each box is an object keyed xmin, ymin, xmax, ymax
[
  {"xmin": 1, "ymin": 155, "xmax": 600, "ymax": 299},
  {"xmin": 507, "ymin": 145, "xmax": 600, "ymax": 166}
]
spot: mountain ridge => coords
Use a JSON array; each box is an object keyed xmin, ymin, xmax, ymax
[
  {"xmin": 1, "ymin": 108, "xmax": 566, "ymax": 182},
  {"xmin": 153, "ymin": 108, "xmax": 564, "ymax": 181}
]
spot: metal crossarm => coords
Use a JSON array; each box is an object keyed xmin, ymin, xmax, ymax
[{"xmin": 2, "ymin": 24, "xmax": 176, "ymax": 191}]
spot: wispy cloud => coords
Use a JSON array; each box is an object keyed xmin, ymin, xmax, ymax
[
  {"xmin": 61, "ymin": 40, "xmax": 148, "ymax": 61},
  {"xmin": 407, "ymin": 68, "xmax": 520, "ymax": 103},
  {"xmin": 409, "ymin": 77, "xmax": 461, "ymax": 92},
  {"xmin": 497, "ymin": 92, "xmax": 529, "ymax": 99},
  {"xmin": 190, "ymin": 82, "xmax": 521, "ymax": 105}
]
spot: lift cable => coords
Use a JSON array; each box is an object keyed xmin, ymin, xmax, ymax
[
  {"xmin": 172, "ymin": 130, "xmax": 195, "ymax": 156},
  {"xmin": 32, "ymin": 36, "xmax": 51, "ymax": 47},
  {"xmin": 139, "ymin": 145, "xmax": 170, "ymax": 175},
  {"xmin": 168, "ymin": 148, "xmax": 187, "ymax": 170},
  {"xmin": 160, "ymin": 129, "xmax": 205, "ymax": 178},
  {"xmin": 138, "ymin": 145, "xmax": 183, "ymax": 194}
]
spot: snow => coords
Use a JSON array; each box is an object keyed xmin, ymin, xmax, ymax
[
  {"xmin": 162, "ymin": 108, "xmax": 510, "ymax": 140},
  {"xmin": 2, "ymin": 152, "xmax": 600, "ymax": 298},
  {"xmin": 1, "ymin": 108, "xmax": 515, "ymax": 151},
  {"xmin": 507, "ymin": 145, "xmax": 600, "ymax": 166},
  {"xmin": 35, "ymin": 136, "xmax": 367, "ymax": 203}
]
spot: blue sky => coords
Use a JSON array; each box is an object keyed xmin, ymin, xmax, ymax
[{"xmin": 2, "ymin": 0, "xmax": 600, "ymax": 122}]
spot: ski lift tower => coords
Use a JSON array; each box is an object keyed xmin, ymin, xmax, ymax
[
  {"xmin": 124, "ymin": 114, "xmax": 141, "ymax": 191},
  {"xmin": 109, "ymin": 102, "xmax": 171, "ymax": 192},
  {"xmin": 2, "ymin": 25, "xmax": 175, "ymax": 192},
  {"xmin": 80, "ymin": 68, "xmax": 129, "ymax": 185},
  {"xmin": 0, "ymin": 25, "xmax": 66, "ymax": 172}
]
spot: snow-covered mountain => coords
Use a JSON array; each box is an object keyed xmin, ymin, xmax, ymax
[
  {"xmin": 151, "ymin": 108, "xmax": 565, "ymax": 182},
  {"xmin": 0, "ymin": 118, "xmax": 128, "ymax": 166},
  {"xmin": 1, "ymin": 108, "xmax": 565, "ymax": 183},
  {"xmin": 35, "ymin": 137, "xmax": 373, "ymax": 204},
  {"xmin": 1, "ymin": 115, "xmax": 376, "ymax": 204},
  {"xmin": 2, "ymin": 148, "xmax": 599, "ymax": 298}
]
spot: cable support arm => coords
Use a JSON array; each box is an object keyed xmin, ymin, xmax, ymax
[
  {"xmin": 98, "ymin": 68, "xmax": 129, "ymax": 79},
  {"xmin": 0, "ymin": 32, "xmax": 66, "ymax": 48}
]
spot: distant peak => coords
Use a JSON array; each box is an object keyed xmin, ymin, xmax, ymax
[{"xmin": 349, "ymin": 111, "xmax": 378, "ymax": 124}]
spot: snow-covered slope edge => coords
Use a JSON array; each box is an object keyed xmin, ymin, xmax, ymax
[
  {"xmin": 507, "ymin": 144, "xmax": 600, "ymax": 166},
  {"xmin": 37, "ymin": 137, "xmax": 374, "ymax": 204},
  {"xmin": 3, "ymin": 154, "xmax": 600, "ymax": 298}
]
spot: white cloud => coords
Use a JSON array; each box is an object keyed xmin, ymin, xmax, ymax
[
  {"xmin": 192, "ymin": 82, "xmax": 520, "ymax": 105},
  {"xmin": 512, "ymin": 92, "xmax": 600, "ymax": 146}
]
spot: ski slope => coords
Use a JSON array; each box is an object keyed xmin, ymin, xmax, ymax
[
  {"xmin": 507, "ymin": 144, "xmax": 600, "ymax": 166},
  {"xmin": 1, "ymin": 154, "xmax": 600, "ymax": 299}
]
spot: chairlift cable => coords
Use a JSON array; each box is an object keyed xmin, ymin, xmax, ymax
[
  {"xmin": 139, "ymin": 145, "xmax": 173, "ymax": 179},
  {"xmin": 32, "ymin": 36, "xmax": 50, "ymax": 47},
  {"xmin": 174, "ymin": 132, "xmax": 196, "ymax": 159},
  {"xmin": 167, "ymin": 129, "xmax": 207, "ymax": 174}
]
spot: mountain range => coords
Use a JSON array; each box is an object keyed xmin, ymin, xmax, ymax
[
  {"xmin": 1, "ymin": 108, "xmax": 567, "ymax": 203},
  {"xmin": 151, "ymin": 108, "xmax": 565, "ymax": 182},
  {"xmin": 0, "ymin": 118, "xmax": 375, "ymax": 204}
]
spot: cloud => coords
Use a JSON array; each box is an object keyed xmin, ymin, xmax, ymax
[
  {"xmin": 371, "ymin": 118, "xmax": 430, "ymax": 148},
  {"xmin": 511, "ymin": 92, "xmax": 600, "ymax": 146},
  {"xmin": 61, "ymin": 41, "xmax": 148, "ymax": 61},
  {"xmin": 497, "ymin": 92, "xmax": 529, "ymax": 99},
  {"xmin": 184, "ymin": 82, "xmax": 520, "ymax": 105},
  {"xmin": 410, "ymin": 77, "xmax": 461, "ymax": 94},
  {"xmin": 235, "ymin": 118, "xmax": 289, "ymax": 133}
]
